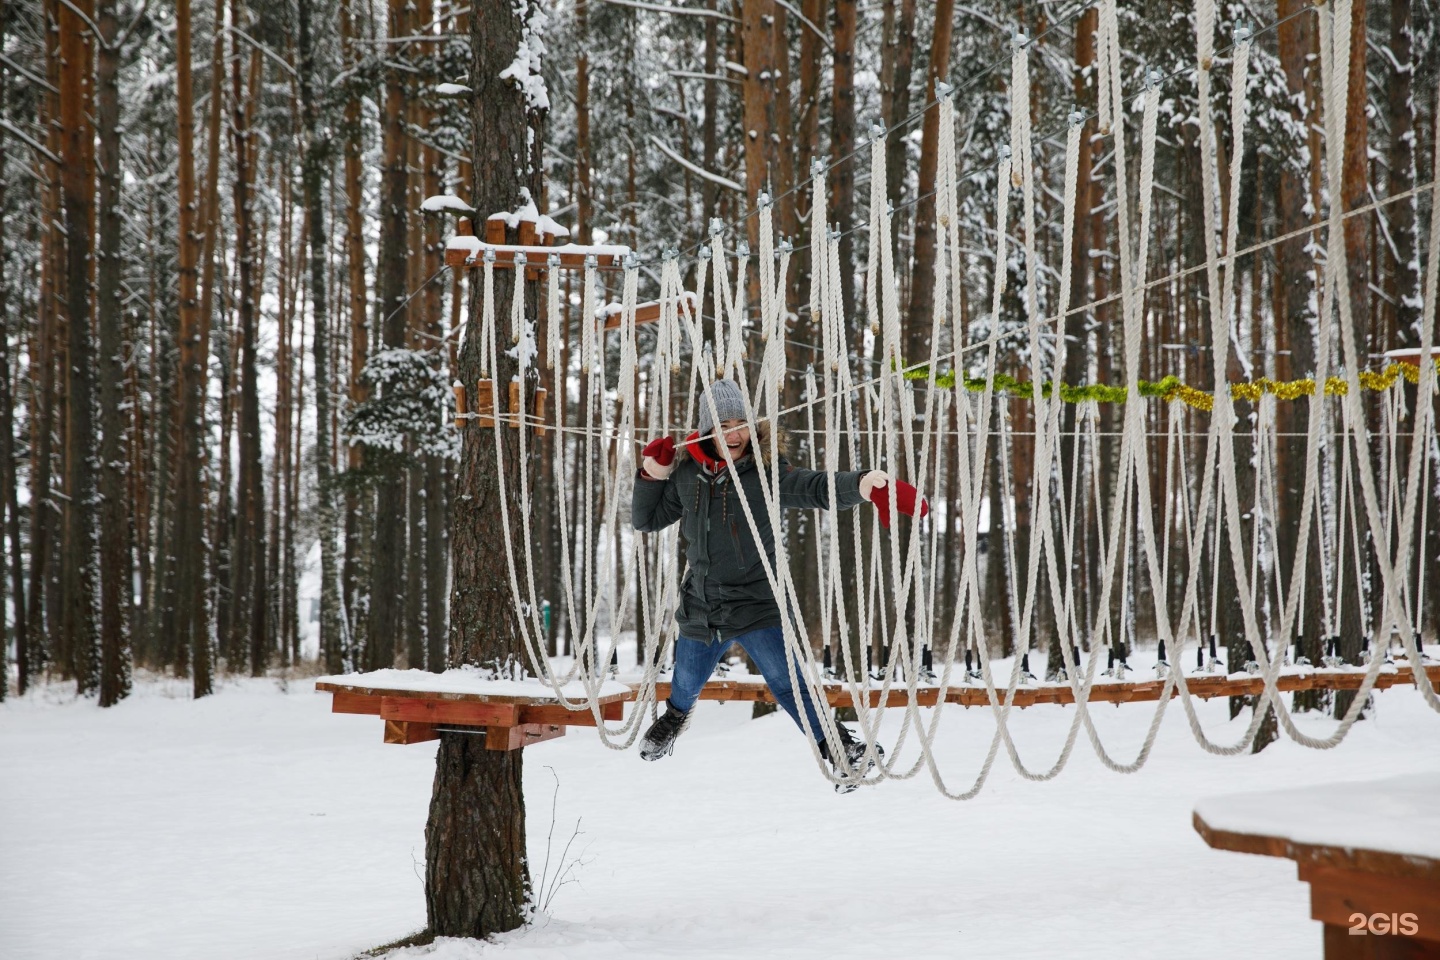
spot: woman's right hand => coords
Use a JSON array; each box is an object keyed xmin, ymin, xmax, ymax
[{"xmin": 641, "ymin": 436, "xmax": 677, "ymax": 480}]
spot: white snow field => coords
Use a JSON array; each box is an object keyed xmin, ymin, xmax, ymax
[{"xmin": 3, "ymin": 669, "xmax": 1438, "ymax": 960}]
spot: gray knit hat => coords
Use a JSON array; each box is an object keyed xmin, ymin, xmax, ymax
[{"xmin": 697, "ymin": 379, "xmax": 747, "ymax": 436}]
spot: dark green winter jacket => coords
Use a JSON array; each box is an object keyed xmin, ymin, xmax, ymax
[{"xmin": 631, "ymin": 426, "xmax": 866, "ymax": 642}]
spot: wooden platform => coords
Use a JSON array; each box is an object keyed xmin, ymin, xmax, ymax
[
  {"xmin": 317, "ymin": 677, "xmax": 629, "ymax": 750},
  {"xmin": 318, "ymin": 663, "xmax": 1439, "ymax": 747},
  {"xmin": 650, "ymin": 662, "xmax": 1440, "ymax": 710},
  {"xmin": 1196, "ymin": 774, "xmax": 1440, "ymax": 958}
]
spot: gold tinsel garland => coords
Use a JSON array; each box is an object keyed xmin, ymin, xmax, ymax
[{"xmin": 900, "ymin": 359, "xmax": 1437, "ymax": 413}]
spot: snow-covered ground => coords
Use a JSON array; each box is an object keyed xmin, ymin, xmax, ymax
[{"xmin": 3, "ymin": 669, "xmax": 1438, "ymax": 960}]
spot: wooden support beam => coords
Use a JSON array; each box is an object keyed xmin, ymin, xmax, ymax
[
  {"xmin": 384, "ymin": 719, "xmax": 440, "ymax": 744},
  {"xmin": 443, "ymin": 244, "xmax": 622, "ymax": 270},
  {"xmin": 332, "ymin": 689, "xmax": 383, "ymax": 715},
  {"xmin": 380, "ymin": 696, "xmax": 520, "ymax": 726},
  {"xmin": 600, "ymin": 293, "xmax": 699, "ymax": 331},
  {"xmin": 518, "ymin": 701, "xmax": 624, "ymax": 727},
  {"xmin": 486, "ymin": 723, "xmax": 565, "ymax": 751}
]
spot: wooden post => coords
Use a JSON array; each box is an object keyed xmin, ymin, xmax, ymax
[
  {"xmin": 475, "ymin": 379, "xmax": 495, "ymax": 427},
  {"xmin": 453, "ymin": 382, "xmax": 467, "ymax": 428}
]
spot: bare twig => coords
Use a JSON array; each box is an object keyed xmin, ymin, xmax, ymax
[
  {"xmin": 594, "ymin": 0, "xmax": 739, "ymax": 22},
  {"xmin": 649, "ymin": 136, "xmax": 743, "ymax": 193},
  {"xmin": 533, "ymin": 768, "xmax": 593, "ymax": 914},
  {"xmin": 226, "ymin": 25, "xmax": 298, "ymax": 77},
  {"xmin": 1, "ymin": 54, "xmax": 58, "ymax": 94},
  {"xmin": 0, "ymin": 120, "xmax": 61, "ymax": 165}
]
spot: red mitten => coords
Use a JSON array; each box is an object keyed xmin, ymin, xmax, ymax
[
  {"xmin": 641, "ymin": 436, "xmax": 677, "ymax": 480},
  {"xmin": 867, "ymin": 477, "xmax": 929, "ymax": 529},
  {"xmin": 642, "ymin": 436, "xmax": 676, "ymax": 466}
]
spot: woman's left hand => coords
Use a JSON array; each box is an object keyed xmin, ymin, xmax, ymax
[{"xmin": 861, "ymin": 471, "xmax": 929, "ymax": 528}]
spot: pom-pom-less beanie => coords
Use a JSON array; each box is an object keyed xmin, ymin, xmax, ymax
[{"xmin": 697, "ymin": 379, "xmax": 747, "ymax": 436}]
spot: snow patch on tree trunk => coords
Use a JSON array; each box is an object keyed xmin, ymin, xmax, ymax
[{"xmin": 498, "ymin": 0, "xmax": 549, "ymax": 112}]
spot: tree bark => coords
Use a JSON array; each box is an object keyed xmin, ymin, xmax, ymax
[
  {"xmin": 58, "ymin": 0, "xmax": 101, "ymax": 694},
  {"xmin": 1335, "ymin": 0, "xmax": 1371, "ymax": 717},
  {"xmin": 230, "ymin": 24, "xmax": 266, "ymax": 676},
  {"xmin": 901, "ymin": 0, "xmax": 954, "ymax": 363},
  {"xmin": 96, "ymin": 0, "xmax": 133, "ymax": 705},
  {"xmin": 424, "ymin": 0, "xmax": 545, "ymax": 937},
  {"xmin": 828, "ymin": 0, "xmax": 858, "ymax": 326},
  {"xmin": 1275, "ymin": 0, "xmax": 1327, "ymax": 710},
  {"xmin": 698, "ymin": 0, "xmax": 718, "ymax": 225},
  {"xmin": 1386, "ymin": 0, "xmax": 1417, "ymax": 342},
  {"xmin": 369, "ymin": 0, "xmax": 412, "ymax": 672},
  {"xmin": 27, "ymin": 0, "xmax": 63, "ymax": 685},
  {"xmin": 174, "ymin": 0, "xmax": 216, "ymax": 696},
  {"xmin": 341, "ymin": 0, "xmax": 369, "ymax": 670},
  {"xmin": 0, "ymin": 0, "xmax": 9, "ymax": 702},
  {"xmin": 298, "ymin": 0, "xmax": 345, "ymax": 674},
  {"xmin": 881, "ymin": 0, "xmax": 915, "ymax": 269}
]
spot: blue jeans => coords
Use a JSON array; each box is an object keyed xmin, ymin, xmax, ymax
[{"xmin": 669, "ymin": 625, "xmax": 827, "ymax": 741}]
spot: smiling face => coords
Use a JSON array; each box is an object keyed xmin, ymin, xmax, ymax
[{"xmin": 718, "ymin": 418, "xmax": 751, "ymax": 460}]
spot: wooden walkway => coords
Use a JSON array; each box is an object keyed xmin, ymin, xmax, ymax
[{"xmin": 318, "ymin": 663, "xmax": 1440, "ymax": 748}]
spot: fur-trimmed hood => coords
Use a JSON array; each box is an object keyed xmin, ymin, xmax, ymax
[{"xmin": 673, "ymin": 420, "xmax": 784, "ymax": 471}]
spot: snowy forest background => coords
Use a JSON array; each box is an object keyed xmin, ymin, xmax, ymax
[{"xmin": 2, "ymin": 0, "xmax": 1438, "ymax": 709}]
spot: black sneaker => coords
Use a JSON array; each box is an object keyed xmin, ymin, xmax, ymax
[
  {"xmin": 640, "ymin": 704, "xmax": 690, "ymax": 761},
  {"xmin": 823, "ymin": 723, "xmax": 885, "ymax": 794}
]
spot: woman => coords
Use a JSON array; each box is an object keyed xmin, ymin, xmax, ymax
[{"xmin": 630, "ymin": 379, "xmax": 927, "ymax": 791}]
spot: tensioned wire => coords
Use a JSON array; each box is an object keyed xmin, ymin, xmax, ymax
[{"xmin": 478, "ymin": 173, "xmax": 1439, "ymax": 454}]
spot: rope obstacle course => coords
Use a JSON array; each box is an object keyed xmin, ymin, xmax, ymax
[{"xmin": 320, "ymin": 0, "xmax": 1440, "ymax": 796}]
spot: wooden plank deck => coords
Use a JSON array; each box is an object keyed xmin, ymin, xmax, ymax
[
  {"xmin": 646, "ymin": 662, "xmax": 1440, "ymax": 710},
  {"xmin": 318, "ymin": 663, "xmax": 1439, "ymax": 747}
]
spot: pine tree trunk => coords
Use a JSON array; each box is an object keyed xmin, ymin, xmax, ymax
[
  {"xmin": 58, "ymin": 0, "xmax": 100, "ymax": 694},
  {"xmin": 147, "ymin": 215, "xmax": 179, "ymax": 670},
  {"xmin": 229, "ymin": 33, "xmax": 266, "ymax": 676},
  {"xmin": 271, "ymin": 178, "xmax": 292, "ymax": 664},
  {"xmin": 1335, "ymin": 0, "xmax": 1371, "ymax": 716},
  {"xmin": 341, "ymin": 0, "xmax": 370, "ymax": 669},
  {"xmin": 0, "ymin": 0, "xmax": 9, "ymax": 703},
  {"xmin": 297, "ymin": 0, "xmax": 344, "ymax": 674},
  {"xmin": 698, "ymin": 0, "xmax": 717, "ymax": 223},
  {"xmin": 96, "ymin": 0, "xmax": 133, "ymax": 705},
  {"xmin": 27, "ymin": 3, "xmax": 60, "ymax": 685},
  {"xmin": 1386, "ymin": 0, "xmax": 1417, "ymax": 342},
  {"xmin": 901, "ymin": 0, "xmax": 954, "ymax": 363},
  {"xmin": 424, "ymin": 0, "xmax": 545, "ymax": 936},
  {"xmin": 173, "ymin": 0, "xmax": 217, "ymax": 696},
  {"xmin": 829, "ymin": 0, "xmax": 857, "ymax": 325},
  {"xmin": 369, "ymin": 0, "xmax": 412, "ymax": 672},
  {"xmin": 1275, "ymin": 0, "xmax": 1327, "ymax": 710},
  {"xmin": 881, "ymin": 0, "xmax": 914, "ymax": 265}
]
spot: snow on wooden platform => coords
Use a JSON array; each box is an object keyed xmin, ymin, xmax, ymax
[
  {"xmin": 316, "ymin": 668, "xmax": 632, "ymax": 704},
  {"xmin": 443, "ymin": 235, "xmax": 631, "ymax": 268},
  {"xmin": 1194, "ymin": 772, "xmax": 1440, "ymax": 868}
]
